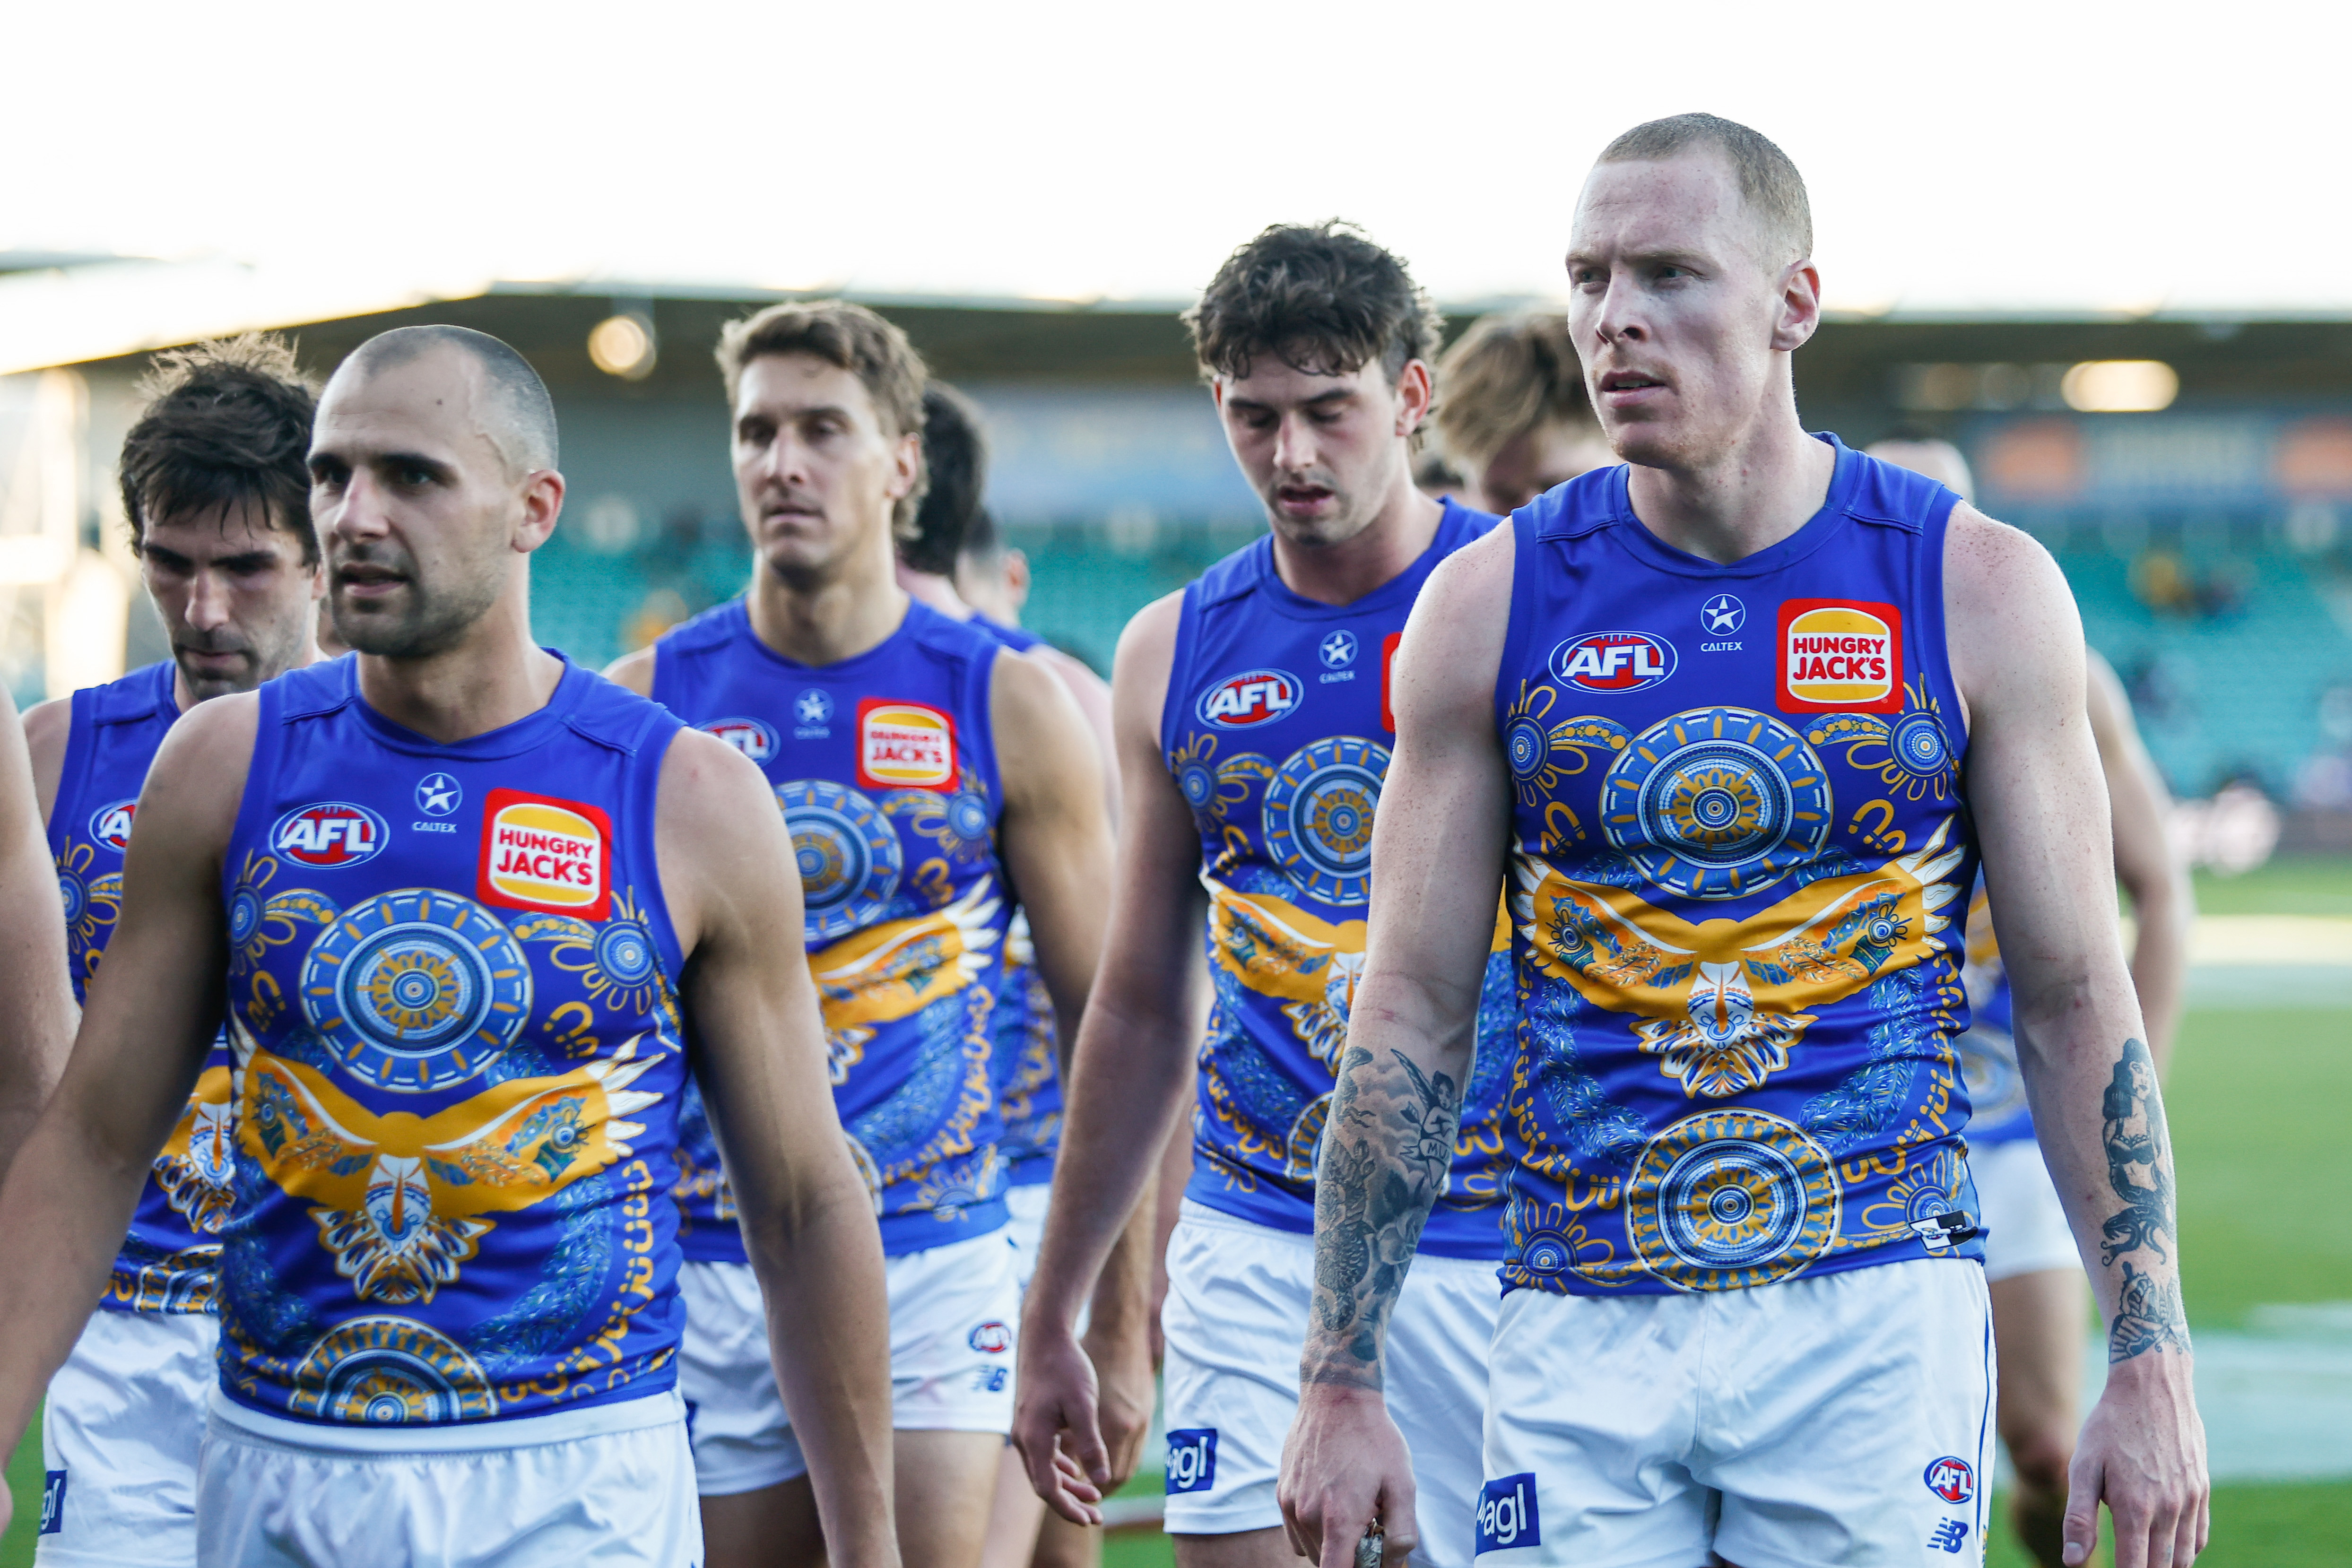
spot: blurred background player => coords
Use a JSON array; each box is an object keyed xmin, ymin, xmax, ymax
[
  {"xmin": 1870, "ymin": 434, "xmax": 2195, "ymax": 1568},
  {"xmin": 0, "ymin": 325, "xmax": 900, "ymax": 1565},
  {"xmin": 607, "ymin": 302, "xmax": 1117, "ymax": 1568},
  {"xmin": 19, "ymin": 335, "xmax": 326, "ymax": 1566},
  {"xmin": 0, "ymin": 684, "xmax": 71, "ymax": 1188},
  {"xmin": 1281, "ymin": 116, "xmax": 2206, "ymax": 1568},
  {"xmin": 1430, "ymin": 312, "xmax": 1613, "ymax": 515},
  {"xmin": 899, "ymin": 380, "xmax": 1128, "ymax": 1568},
  {"xmin": 1014, "ymin": 222, "xmax": 1515, "ymax": 1568}
]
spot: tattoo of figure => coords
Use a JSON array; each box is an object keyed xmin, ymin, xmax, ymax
[
  {"xmin": 2100, "ymin": 1036, "xmax": 2174, "ymax": 1265},
  {"xmin": 2109, "ymin": 1259, "xmax": 2191, "ymax": 1363}
]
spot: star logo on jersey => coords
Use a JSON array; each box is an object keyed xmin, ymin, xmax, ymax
[
  {"xmin": 1319, "ymin": 630, "xmax": 1358, "ymax": 669},
  {"xmin": 797, "ymin": 689, "xmax": 835, "ymax": 726},
  {"xmin": 1701, "ymin": 594, "xmax": 1746, "ymax": 633},
  {"xmin": 415, "ymin": 772, "xmax": 462, "ymax": 817}
]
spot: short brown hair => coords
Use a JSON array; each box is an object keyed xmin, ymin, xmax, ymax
[
  {"xmin": 717, "ymin": 300, "xmax": 930, "ymax": 533},
  {"xmin": 120, "ymin": 333, "xmax": 321, "ymax": 564},
  {"xmin": 1433, "ymin": 314, "xmax": 1595, "ymax": 473},
  {"xmin": 1597, "ymin": 113, "xmax": 1812, "ymax": 266},
  {"xmin": 1183, "ymin": 221, "xmax": 1442, "ymax": 388}
]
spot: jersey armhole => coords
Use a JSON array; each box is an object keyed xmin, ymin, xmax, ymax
[
  {"xmin": 625, "ymin": 711, "xmax": 691, "ymax": 986},
  {"xmin": 1493, "ymin": 509, "xmax": 1546, "ymax": 736},
  {"xmin": 1915, "ymin": 487, "xmax": 1970, "ymax": 750},
  {"xmin": 223, "ymin": 681, "xmax": 288, "ymax": 905},
  {"xmin": 1157, "ymin": 582, "xmax": 1203, "ymax": 764},
  {"xmin": 963, "ymin": 638, "xmax": 1007, "ymax": 809},
  {"xmin": 44, "ymin": 687, "xmax": 98, "ymax": 851}
]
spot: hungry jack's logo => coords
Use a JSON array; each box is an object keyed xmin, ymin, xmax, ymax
[
  {"xmin": 477, "ymin": 789, "xmax": 611, "ymax": 919},
  {"xmin": 856, "ymin": 700, "xmax": 957, "ymax": 792},
  {"xmin": 1778, "ymin": 599, "xmax": 1903, "ymax": 713}
]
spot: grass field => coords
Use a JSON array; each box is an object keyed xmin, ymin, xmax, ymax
[{"xmin": 5, "ymin": 858, "xmax": 2346, "ymax": 1563}]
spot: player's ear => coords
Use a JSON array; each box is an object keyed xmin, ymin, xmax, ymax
[
  {"xmin": 1772, "ymin": 260, "xmax": 1822, "ymax": 353},
  {"xmin": 515, "ymin": 468, "xmax": 565, "ymax": 552},
  {"xmin": 885, "ymin": 429, "xmax": 922, "ymax": 502},
  {"xmin": 1394, "ymin": 359, "xmax": 1434, "ymax": 438}
]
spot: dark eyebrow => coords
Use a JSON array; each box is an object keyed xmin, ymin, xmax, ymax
[
  {"xmin": 1225, "ymin": 388, "xmax": 1355, "ymax": 415},
  {"xmin": 377, "ymin": 450, "xmax": 457, "ymax": 482}
]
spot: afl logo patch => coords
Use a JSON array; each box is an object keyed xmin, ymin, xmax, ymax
[
  {"xmin": 1779, "ymin": 599, "xmax": 1902, "ymax": 712},
  {"xmin": 1549, "ymin": 631, "xmax": 1676, "ymax": 693},
  {"xmin": 968, "ymin": 1320, "xmax": 1012, "ymax": 1354},
  {"xmin": 88, "ymin": 798, "xmax": 138, "ymax": 852},
  {"xmin": 1923, "ymin": 1455, "xmax": 1976, "ymax": 1504},
  {"xmin": 272, "ymin": 802, "xmax": 388, "ymax": 867},
  {"xmin": 1198, "ymin": 667, "xmax": 1302, "ymax": 729},
  {"xmin": 477, "ymin": 788, "xmax": 611, "ymax": 919},
  {"xmin": 701, "ymin": 716, "xmax": 778, "ymax": 762},
  {"xmin": 856, "ymin": 700, "xmax": 957, "ymax": 792}
]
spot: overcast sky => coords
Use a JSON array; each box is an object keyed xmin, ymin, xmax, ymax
[{"xmin": 8, "ymin": 0, "xmax": 2342, "ymax": 315}]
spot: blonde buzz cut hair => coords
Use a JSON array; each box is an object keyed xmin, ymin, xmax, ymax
[
  {"xmin": 1597, "ymin": 112, "xmax": 1813, "ymax": 268},
  {"xmin": 1432, "ymin": 313, "xmax": 1595, "ymax": 474}
]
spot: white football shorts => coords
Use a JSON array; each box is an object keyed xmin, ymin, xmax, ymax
[
  {"xmin": 1006, "ymin": 1182, "xmax": 1051, "ymax": 1297},
  {"xmin": 1971, "ymin": 1139, "xmax": 2083, "ymax": 1283},
  {"xmin": 1159, "ymin": 1199, "xmax": 1497, "ymax": 1568},
  {"xmin": 196, "ymin": 1387, "xmax": 697, "ymax": 1568},
  {"xmin": 677, "ymin": 1226, "xmax": 1022, "ymax": 1496},
  {"xmin": 37, "ymin": 1308, "xmax": 217, "ymax": 1567},
  {"xmin": 1477, "ymin": 1257, "xmax": 1996, "ymax": 1567}
]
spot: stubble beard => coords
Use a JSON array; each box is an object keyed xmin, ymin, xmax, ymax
[{"xmin": 335, "ymin": 571, "xmax": 501, "ymax": 660}]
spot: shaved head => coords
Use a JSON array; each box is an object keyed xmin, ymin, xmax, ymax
[{"xmin": 341, "ymin": 325, "xmax": 557, "ymax": 476}]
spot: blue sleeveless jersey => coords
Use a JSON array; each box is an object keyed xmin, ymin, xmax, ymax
[
  {"xmin": 49, "ymin": 660, "xmax": 236, "ymax": 1315},
  {"xmin": 220, "ymin": 656, "xmax": 690, "ymax": 1427},
  {"xmin": 1162, "ymin": 499, "xmax": 1516, "ymax": 1259},
  {"xmin": 1956, "ymin": 880, "xmax": 2032, "ymax": 1145},
  {"xmin": 1494, "ymin": 436, "xmax": 1985, "ymax": 1297},
  {"xmin": 655, "ymin": 599, "xmax": 1013, "ymax": 1257},
  {"xmin": 964, "ymin": 613, "xmax": 1061, "ymax": 1190}
]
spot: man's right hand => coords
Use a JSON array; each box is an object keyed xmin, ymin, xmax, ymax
[
  {"xmin": 2064, "ymin": 1353, "xmax": 2209, "ymax": 1568},
  {"xmin": 1277, "ymin": 1385, "xmax": 1419, "ymax": 1567},
  {"xmin": 1012, "ymin": 1317, "xmax": 1110, "ymax": 1525}
]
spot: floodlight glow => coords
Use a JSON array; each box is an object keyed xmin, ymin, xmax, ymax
[
  {"xmin": 2061, "ymin": 360, "xmax": 2178, "ymax": 413},
  {"xmin": 589, "ymin": 314, "xmax": 656, "ymax": 379}
]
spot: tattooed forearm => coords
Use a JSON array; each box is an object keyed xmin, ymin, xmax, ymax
[
  {"xmin": 1303, "ymin": 1046, "xmax": 1462, "ymax": 1389},
  {"xmin": 2095, "ymin": 1036, "xmax": 2190, "ymax": 1362}
]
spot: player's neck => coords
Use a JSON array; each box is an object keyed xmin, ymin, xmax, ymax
[
  {"xmin": 1267, "ymin": 462, "xmax": 1444, "ymax": 608},
  {"xmin": 355, "ymin": 591, "xmax": 564, "ymax": 745},
  {"xmin": 746, "ymin": 532, "xmax": 909, "ymax": 667},
  {"xmin": 895, "ymin": 563, "xmax": 975, "ymax": 621},
  {"xmin": 1624, "ymin": 405, "xmax": 1833, "ymax": 567}
]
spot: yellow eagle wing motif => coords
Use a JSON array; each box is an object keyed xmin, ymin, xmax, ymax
[
  {"xmin": 1202, "ymin": 874, "xmax": 1365, "ymax": 1070},
  {"xmin": 238, "ymin": 1034, "xmax": 666, "ymax": 1306},
  {"xmin": 153, "ymin": 1063, "xmax": 238, "ymax": 1234},
  {"xmin": 1516, "ymin": 819, "xmax": 1967, "ymax": 1098},
  {"xmin": 807, "ymin": 877, "xmax": 1001, "ymax": 1083}
]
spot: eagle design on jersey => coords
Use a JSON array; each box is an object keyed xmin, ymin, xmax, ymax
[
  {"xmin": 1202, "ymin": 875, "xmax": 1364, "ymax": 1069},
  {"xmin": 808, "ymin": 877, "xmax": 1002, "ymax": 1083},
  {"xmin": 153, "ymin": 1066, "xmax": 238, "ymax": 1234},
  {"xmin": 1512, "ymin": 818, "xmax": 1967, "ymax": 1098},
  {"xmin": 239, "ymin": 1026, "xmax": 665, "ymax": 1305}
]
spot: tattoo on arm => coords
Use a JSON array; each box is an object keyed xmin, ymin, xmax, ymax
[
  {"xmin": 2096, "ymin": 1036, "xmax": 2191, "ymax": 1363},
  {"xmin": 1305, "ymin": 1046, "xmax": 1461, "ymax": 1388}
]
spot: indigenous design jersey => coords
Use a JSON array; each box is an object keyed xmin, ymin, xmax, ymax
[
  {"xmin": 220, "ymin": 657, "xmax": 689, "ymax": 1427},
  {"xmin": 1956, "ymin": 881, "xmax": 2031, "ymax": 1145},
  {"xmin": 1163, "ymin": 500, "xmax": 1516, "ymax": 1259},
  {"xmin": 1495, "ymin": 438, "xmax": 1984, "ymax": 1297},
  {"xmin": 967, "ymin": 614, "xmax": 1061, "ymax": 1191},
  {"xmin": 656, "ymin": 600, "xmax": 1012, "ymax": 1256},
  {"xmin": 49, "ymin": 660, "xmax": 235, "ymax": 1314}
]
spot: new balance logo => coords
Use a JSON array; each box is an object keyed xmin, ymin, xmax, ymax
[{"xmin": 1928, "ymin": 1519, "xmax": 1970, "ymax": 1553}]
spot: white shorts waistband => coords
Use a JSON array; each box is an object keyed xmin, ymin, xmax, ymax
[{"xmin": 207, "ymin": 1386, "xmax": 685, "ymax": 1456}]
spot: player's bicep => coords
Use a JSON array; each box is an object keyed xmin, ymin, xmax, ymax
[
  {"xmin": 1093, "ymin": 595, "xmax": 1207, "ymax": 1011},
  {"xmin": 994, "ymin": 656, "xmax": 1114, "ymax": 1019}
]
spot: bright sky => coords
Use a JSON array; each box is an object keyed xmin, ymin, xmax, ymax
[{"xmin": 8, "ymin": 0, "xmax": 2344, "ymax": 315}]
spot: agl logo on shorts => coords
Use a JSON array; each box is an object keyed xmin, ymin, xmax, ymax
[
  {"xmin": 272, "ymin": 802, "xmax": 387, "ymax": 867},
  {"xmin": 1549, "ymin": 630, "xmax": 1677, "ymax": 693},
  {"xmin": 1475, "ymin": 1473, "xmax": 1541, "ymax": 1552},
  {"xmin": 856, "ymin": 699, "xmax": 957, "ymax": 793},
  {"xmin": 1777, "ymin": 599, "xmax": 1904, "ymax": 713},
  {"xmin": 477, "ymin": 788, "xmax": 611, "ymax": 919},
  {"xmin": 1164, "ymin": 1429, "xmax": 1216, "ymax": 1495},
  {"xmin": 1198, "ymin": 668, "xmax": 1301, "ymax": 729}
]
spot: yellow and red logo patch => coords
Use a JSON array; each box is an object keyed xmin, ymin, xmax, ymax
[
  {"xmin": 856, "ymin": 699, "xmax": 957, "ymax": 793},
  {"xmin": 1777, "ymin": 599, "xmax": 1903, "ymax": 713},
  {"xmin": 477, "ymin": 788, "xmax": 611, "ymax": 918}
]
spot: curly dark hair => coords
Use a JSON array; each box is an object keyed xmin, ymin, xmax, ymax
[
  {"xmin": 119, "ymin": 333, "xmax": 321, "ymax": 564},
  {"xmin": 903, "ymin": 382, "xmax": 989, "ymax": 578},
  {"xmin": 1182, "ymin": 221, "xmax": 1442, "ymax": 386}
]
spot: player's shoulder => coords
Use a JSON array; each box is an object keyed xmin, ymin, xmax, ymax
[
  {"xmin": 1112, "ymin": 586, "xmax": 1188, "ymax": 673},
  {"xmin": 1191, "ymin": 531, "xmax": 1276, "ymax": 609},
  {"xmin": 903, "ymin": 597, "xmax": 1008, "ymax": 667},
  {"xmin": 21, "ymin": 692, "xmax": 73, "ymax": 765},
  {"xmin": 1943, "ymin": 501, "xmax": 2068, "ymax": 610},
  {"xmin": 1843, "ymin": 440, "xmax": 1964, "ymax": 531},
  {"xmin": 562, "ymin": 659, "xmax": 686, "ymax": 755},
  {"xmin": 654, "ymin": 598, "xmax": 751, "ymax": 660}
]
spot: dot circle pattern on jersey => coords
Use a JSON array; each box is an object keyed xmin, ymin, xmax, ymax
[
  {"xmin": 1599, "ymin": 707, "xmax": 1831, "ymax": 899},
  {"xmin": 1892, "ymin": 712, "xmax": 1952, "ymax": 779},
  {"xmin": 595, "ymin": 918, "xmax": 658, "ymax": 986},
  {"xmin": 58, "ymin": 870, "xmax": 86, "ymax": 927},
  {"xmin": 227, "ymin": 885, "xmax": 263, "ymax": 947},
  {"xmin": 1506, "ymin": 717, "xmax": 1548, "ymax": 782},
  {"xmin": 301, "ymin": 889, "xmax": 531, "ymax": 1094},
  {"xmin": 1263, "ymin": 736, "xmax": 1390, "ymax": 906},
  {"xmin": 1626, "ymin": 1109, "xmax": 1840, "ymax": 1291},
  {"xmin": 291, "ymin": 1316, "xmax": 497, "ymax": 1424},
  {"xmin": 778, "ymin": 779, "xmax": 903, "ymax": 942},
  {"xmin": 1956, "ymin": 1023, "xmax": 2029, "ymax": 1128},
  {"xmin": 1178, "ymin": 762, "xmax": 1215, "ymax": 810}
]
